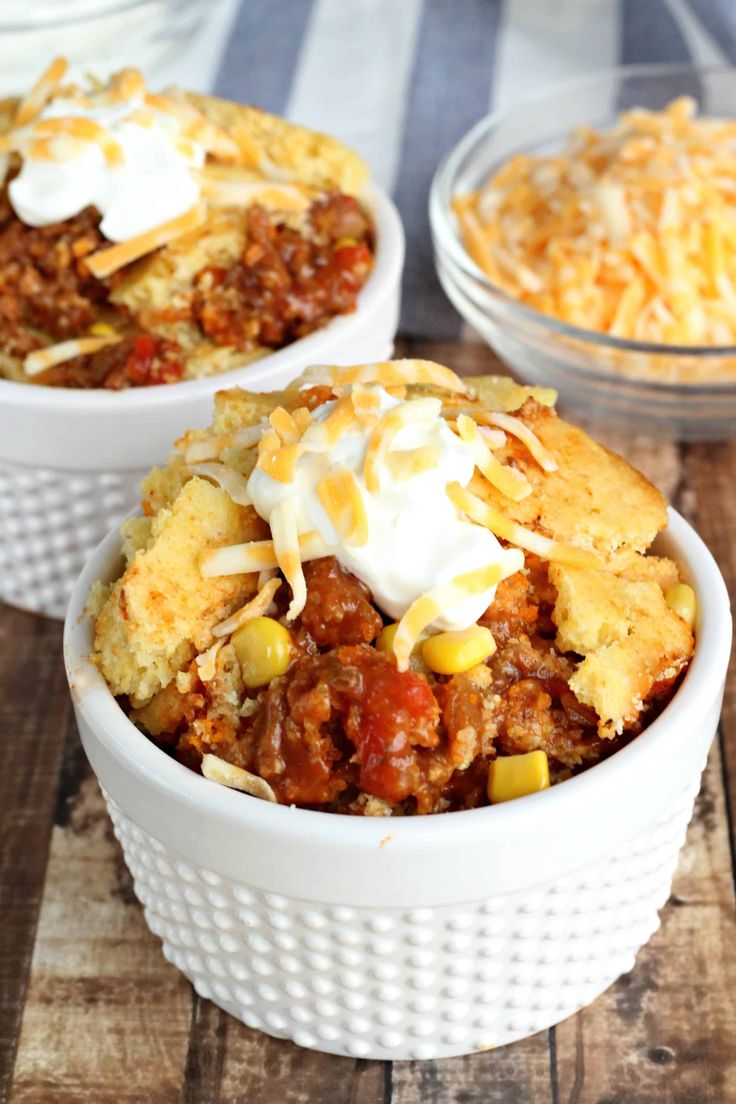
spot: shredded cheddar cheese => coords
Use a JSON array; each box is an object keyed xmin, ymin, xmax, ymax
[
  {"xmin": 200, "ymin": 531, "xmax": 330, "ymax": 578},
  {"xmin": 455, "ymin": 414, "xmax": 532, "ymax": 501},
  {"xmin": 13, "ymin": 56, "xmax": 68, "ymax": 128},
  {"xmin": 392, "ymin": 563, "xmax": 512, "ymax": 671},
  {"xmin": 269, "ymin": 406, "xmax": 301, "ymax": 444},
  {"xmin": 385, "ymin": 445, "xmax": 441, "ymax": 482},
  {"xmin": 86, "ymin": 202, "xmax": 206, "ymax": 278},
  {"xmin": 363, "ymin": 397, "xmax": 442, "ymax": 494},
  {"xmin": 479, "ymin": 412, "xmax": 558, "ymax": 473},
  {"xmin": 24, "ymin": 334, "xmax": 122, "ymax": 377},
  {"xmin": 316, "ymin": 467, "xmax": 369, "ymax": 547},
  {"xmin": 454, "ymin": 96, "xmax": 736, "ymax": 345},
  {"xmin": 300, "ymin": 359, "xmax": 469, "ymax": 395},
  {"xmin": 212, "ymin": 576, "xmax": 282, "ymax": 638},
  {"xmin": 270, "ymin": 499, "xmax": 307, "ymax": 620},
  {"xmin": 187, "ymin": 463, "xmax": 253, "ymax": 507},
  {"xmin": 447, "ymin": 482, "xmax": 601, "ymax": 568}
]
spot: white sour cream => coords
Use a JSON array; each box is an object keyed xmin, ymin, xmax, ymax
[
  {"xmin": 9, "ymin": 95, "xmax": 204, "ymax": 241},
  {"xmin": 247, "ymin": 387, "xmax": 523, "ymax": 631}
]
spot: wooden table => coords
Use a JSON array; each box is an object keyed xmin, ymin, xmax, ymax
[{"xmin": 2, "ymin": 338, "xmax": 735, "ymax": 1104}]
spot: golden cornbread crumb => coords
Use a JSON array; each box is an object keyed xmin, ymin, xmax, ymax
[
  {"xmin": 550, "ymin": 563, "xmax": 694, "ymax": 736},
  {"xmin": 487, "ymin": 400, "xmax": 667, "ymax": 559},
  {"xmin": 610, "ymin": 551, "xmax": 682, "ymax": 593},
  {"xmin": 94, "ymin": 477, "xmax": 265, "ymax": 705},
  {"xmin": 470, "ymin": 376, "xmax": 557, "ymax": 412},
  {"xmin": 185, "ymin": 91, "xmax": 369, "ymax": 197}
]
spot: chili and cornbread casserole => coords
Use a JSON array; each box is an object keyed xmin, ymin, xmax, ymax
[
  {"xmin": 91, "ymin": 359, "xmax": 695, "ymax": 814},
  {"xmin": 454, "ymin": 97, "xmax": 736, "ymax": 348},
  {"xmin": 0, "ymin": 59, "xmax": 373, "ymax": 389}
]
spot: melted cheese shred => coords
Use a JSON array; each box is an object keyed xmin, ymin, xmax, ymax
[
  {"xmin": 363, "ymin": 397, "xmax": 442, "ymax": 494},
  {"xmin": 447, "ymin": 482, "xmax": 601, "ymax": 568},
  {"xmin": 200, "ymin": 531, "xmax": 330, "ymax": 577},
  {"xmin": 479, "ymin": 412, "xmax": 558, "ymax": 473},
  {"xmin": 212, "ymin": 576, "xmax": 282, "ymax": 638},
  {"xmin": 24, "ymin": 334, "xmax": 122, "ymax": 376},
  {"xmin": 187, "ymin": 464, "xmax": 253, "ymax": 507},
  {"xmin": 270, "ymin": 499, "xmax": 307, "ymax": 619},
  {"xmin": 455, "ymin": 414, "xmax": 531, "ymax": 501},
  {"xmin": 316, "ymin": 467, "xmax": 369, "ymax": 547},
  {"xmin": 13, "ymin": 56, "xmax": 68, "ymax": 128},
  {"xmin": 454, "ymin": 96, "xmax": 736, "ymax": 345},
  {"xmin": 392, "ymin": 562, "xmax": 513, "ymax": 671},
  {"xmin": 300, "ymin": 359, "xmax": 469, "ymax": 395},
  {"xmin": 86, "ymin": 202, "xmax": 206, "ymax": 278}
]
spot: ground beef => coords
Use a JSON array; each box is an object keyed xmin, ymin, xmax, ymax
[
  {"xmin": 236, "ymin": 646, "xmax": 442, "ymax": 809},
  {"xmin": 191, "ymin": 194, "xmax": 373, "ymax": 351},
  {"xmin": 0, "ymin": 204, "xmax": 108, "ymax": 356},
  {"xmin": 34, "ymin": 333, "xmax": 185, "ymax": 389},
  {"xmin": 294, "ymin": 557, "xmax": 383, "ymax": 649}
]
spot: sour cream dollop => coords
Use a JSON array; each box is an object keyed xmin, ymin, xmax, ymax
[
  {"xmin": 247, "ymin": 387, "xmax": 523, "ymax": 631},
  {"xmin": 9, "ymin": 95, "xmax": 204, "ymax": 241}
]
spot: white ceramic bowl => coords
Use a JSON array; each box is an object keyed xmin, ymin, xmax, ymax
[
  {"xmin": 0, "ymin": 183, "xmax": 403, "ymax": 619},
  {"xmin": 64, "ymin": 509, "xmax": 731, "ymax": 1061}
]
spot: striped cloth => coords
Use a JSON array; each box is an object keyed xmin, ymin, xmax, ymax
[{"xmin": 211, "ymin": 0, "xmax": 736, "ymax": 339}]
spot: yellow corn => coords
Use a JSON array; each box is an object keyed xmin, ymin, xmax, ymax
[
  {"xmin": 88, "ymin": 321, "xmax": 118, "ymax": 337},
  {"xmin": 231, "ymin": 616, "xmax": 291, "ymax": 688},
  {"xmin": 376, "ymin": 622, "xmax": 401, "ymax": 655},
  {"xmin": 665, "ymin": 582, "xmax": 696, "ymax": 628},
  {"xmin": 421, "ymin": 624, "xmax": 495, "ymax": 675},
  {"xmin": 487, "ymin": 750, "xmax": 550, "ymax": 804}
]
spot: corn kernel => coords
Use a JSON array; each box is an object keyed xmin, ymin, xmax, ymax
[
  {"xmin": 376, "ymin": 622, "xmax": 400, "ymax": 655},
  {"xmin": 88, "ymin": 321, "xmax": 117, "ymax": 337},
  {"xmin": 231, "ymin": 616, "xmax": 291, "ymax": 688},
  {"xmin": 665, "ymin": 582, "xmax": 696, "ymax": 628},
  {"xmin": 487, "ymin": 751, "xmax": 550, "ymax": 804},
  {"xmin": 421, "ymin": 624, "xmax": 496, "ymax": 675}
]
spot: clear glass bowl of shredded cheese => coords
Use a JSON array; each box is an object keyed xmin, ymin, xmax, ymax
[{"xmin": 429, "ymin": 64, "xmax": 736, "ymax": 440}]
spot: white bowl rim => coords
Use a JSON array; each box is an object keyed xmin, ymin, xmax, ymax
[
  {"xmin": 430, "ymin": 61, "xmax": 736, "ymax": 377},
  {"xmin": 64, "ymin": 506, "xmax": 732, "ymax": 850},
  {"xmin": 0, "ymin": 180, "xmax": 402, "ymax": 412}
]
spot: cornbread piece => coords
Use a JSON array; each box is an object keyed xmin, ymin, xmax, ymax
[
  {"xmin": 470, "ymin": 376, "xmax": 556, "ymax": 412},
  {"xmin": 94, "ymin": 478, "xmax": 265, "ymax": 704},
  {"xmin": 550, "ymin": 563, "xmax": 694, "ymax": 736},
  {"xmin": 485, "ymin": 399, "xmax": 667, "ymax": 559},
  {"xmin": 185, "ymin": 92, "xmax": 369, "ymax": 197},
  {"xmin": 611, "ymin": 551, "xmax": 681, "ymax": 593}
]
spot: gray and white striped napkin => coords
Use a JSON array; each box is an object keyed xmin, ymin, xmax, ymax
[{"xmin": 212, "ymin": 0, "xmax": 736, "ymax": 339}]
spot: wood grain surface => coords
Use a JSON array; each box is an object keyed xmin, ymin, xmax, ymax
[{"xmin": 1, "ymin": 339, "xmax": 734, "ymax": 1104}]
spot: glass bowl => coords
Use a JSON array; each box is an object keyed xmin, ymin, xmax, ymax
[{"xmin": 429, "ymin": 64, "xmax": 736, "ymax": 440}]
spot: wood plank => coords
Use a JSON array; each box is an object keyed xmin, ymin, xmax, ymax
[
  {"xmin": 390, "ymin": 1034, "xmax": 553, "ymax": 1104},
  {"xmin": 8, "ymin": 754, "xmax": 192, "ymax": 1104},
  {"xmin": 687, "ymin": 440, "xmax": 736, "ymax": 870},
  {"xmin": 553, "ymin": 743, "xmax": 736, "ymax": 1103},
  {"xmin": 0, "ymin": 611, "xmax": 70, "ymax": 1103},
  {"xmin": 216, "ymin": 1021, "xmax": 386, "ymax": 1104}
]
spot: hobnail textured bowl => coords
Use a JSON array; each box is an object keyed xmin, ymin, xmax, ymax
[
  {"xmin": 0, "ymin": 183, "xmax": 403, "ymax": 620},
  {"xmin": 63, "ymin": 510, "xmax": 731, "ymax": 1060},
  {"xmin": 430, "ymin": 65, "xmax": 736, "ymax": 440}
]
